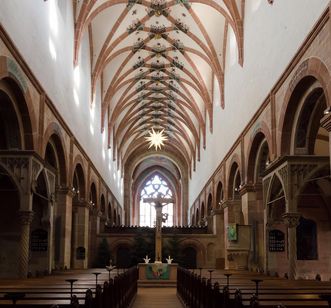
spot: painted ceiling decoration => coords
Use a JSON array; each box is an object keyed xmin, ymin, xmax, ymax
[{"xmin": 74, "ymin": 0, "xmax": 244, "ymax": 173}]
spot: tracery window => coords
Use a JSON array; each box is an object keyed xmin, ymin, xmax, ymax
[{"xmin": 139, "ymin": 175, "xmax": 173, "ymax": 227}]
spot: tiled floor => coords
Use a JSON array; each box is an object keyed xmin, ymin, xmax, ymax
[{"xmin": 132, "ymin": 287, "xmax": 184, "ymax": 308}]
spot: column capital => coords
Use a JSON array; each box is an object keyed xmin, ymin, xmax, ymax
[
  {"xmin": 239, "ymin": 183, "xmax": 256, "ymax": 195},
  {"xmin": 57, "ymin": 186, "xmax": 76, "ymax": 198},
  {"xmin": 282, "ymin": 212, "xmax": 301, "ymax": 228},
  {"xmin": 211, "ymin": 208, "xmax": 224, "ymax": 215},
  {"xmin": 320, "ymin": 110, "xmax": 331, "ymax": 132},
  {"xmin": 18, "ymin": 211, "xmax": 34, "ymax": 225}
]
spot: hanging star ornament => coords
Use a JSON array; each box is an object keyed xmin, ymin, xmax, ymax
[{"xmin": 145, "ymin": 128, "xmax": 167, "ymax": 150}]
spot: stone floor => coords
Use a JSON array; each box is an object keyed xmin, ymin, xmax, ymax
[{"xmin": 132, "ymin": 287, "xmax": 183, "ymax": 308}]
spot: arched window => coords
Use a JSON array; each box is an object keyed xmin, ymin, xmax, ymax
[{"xmin": 139, "ymin": 174, "xmax": 173, "ymax": 227}]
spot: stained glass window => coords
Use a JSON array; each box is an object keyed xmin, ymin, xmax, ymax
[{"xmin": 139, "ymin": 174, "xmax": 173, "ymax": 227}]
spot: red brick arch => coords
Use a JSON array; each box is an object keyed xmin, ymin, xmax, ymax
[
  {"xmin": 279, "ymin": 57, "xmax": 331, "ymax": 155},
  {"xmin": 89, "ymin": 180, "xmax": 99, "ymax": 209},
  {"xmin": 0, "ymin": 56, "xmax": 37, "ymax": 150},
  {"xmin": 179, "ymin": 238, "xmax": 206, "ymax": 267},
  {"xmin": 227, "ymin": 154, "xmax": 241, "ymax": 199},
  {"xmin": 42, "ymin": 122, "xmax": 68, "ymax": 186},
  {"xmin": 72, "ymin": 154, "xmax": 87, "ymax": 200},
  {"xmin": 246, "ymin": 123, "xmax": 272, "ymax": 184}
]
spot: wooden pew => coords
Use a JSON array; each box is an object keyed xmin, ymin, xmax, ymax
[
  {"xmin": 178, "ymin": 268, "xmax": 331, "ymax": 307},
  {"xmin": 0, "ymin": 267, "xmax": 138, "ymax": 307}
]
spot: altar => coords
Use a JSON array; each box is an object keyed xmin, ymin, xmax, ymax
[
  {"xmin": 138, "ymin": 263, "xmax": 178, "ymax": 287},
  {"xmin": 137, "ymin": 194, "xmax": 178, "ymax": 286}
]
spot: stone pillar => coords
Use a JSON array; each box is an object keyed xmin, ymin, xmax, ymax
[
  {"xmin": 212, "ymin": 209, "xmax": 225, "ymax": 268},
  {"xmin": 72, "ymin": 201, "xmax": 90, "ymax": 269},
  {"xmin": 282, "ymin": 212, "xmax": 300, "ymax": 280},
  {"xmin": 240, "ymin": 186, "xmax": 256, "ymax": 225},
  {"xmin": 222, "ymin": 200, "xmax": 241, "ymax": 269},
  {"xmin": 18, "ymin": 211, "xmax": 34, "ymax": 278},
  {"xmin": 55, "ymin": 188, "xmax": 74, "ymax": 269},
  {"xmin": 89, "ymin": 209, "xmax": 100, "ymax": 267},
  {"xmin": 233, "ymin": 200, "xmax": 243, "ymax": 224},
  {"xmin": 241, "ymin": 184, "xmax": 264, "ymax": 269}
]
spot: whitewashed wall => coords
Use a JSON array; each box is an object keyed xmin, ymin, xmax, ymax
[
  {"xmin": 0, "ymin": 0, "xmax": 329, "ymax": 208},
  {"xmin": 0, "ymin": 0, "xmax": 124, "ymax": 203},
  {"xmin": 189, "ymin": 0, "xmax": 329, "ymax": 205}
]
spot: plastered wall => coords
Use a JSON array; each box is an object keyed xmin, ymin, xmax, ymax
[
  {"xmin": 189, "ymin": 0, "xmax": 329, "ymax": 205},
  {"xmin": 0, "ymin": 0, "xmax": 123, "ymax": 202}
]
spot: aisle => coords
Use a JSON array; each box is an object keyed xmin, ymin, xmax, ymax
[{"xmin": 132, "ymin": 287, "xmax": 184, "ymax": 308}]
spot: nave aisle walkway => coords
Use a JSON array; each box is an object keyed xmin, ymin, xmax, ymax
[{"xmin": 131, "ymin": 287, "xmax": 183, "ymax": 308}]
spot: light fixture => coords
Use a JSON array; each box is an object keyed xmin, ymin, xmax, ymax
[
  {"xmin": 145, "ymin": 128, "xmax": 167, "ymax": 150},
  {"xmin": 324, "ymin": 107, "xmax": 331, "ymax": 115}
]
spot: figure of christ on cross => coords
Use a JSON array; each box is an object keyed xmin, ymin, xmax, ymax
[{"xmin": 143, "ymin": 192, "xmax": 174, "ymax": 262}]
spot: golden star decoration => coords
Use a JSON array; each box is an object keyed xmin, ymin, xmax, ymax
[{"xmin": 145, "ymin": 128, "xmax": 167, "ymax": 150}]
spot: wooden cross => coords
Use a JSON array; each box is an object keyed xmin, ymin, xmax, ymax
[{"xmin": 143, "ymin": 193, "xmax": 174, "ymax": 261}]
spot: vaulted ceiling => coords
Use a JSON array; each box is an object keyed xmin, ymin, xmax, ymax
[{"xmin": 74, "ymin": 0, "xmax": 244, "ymax": 174}]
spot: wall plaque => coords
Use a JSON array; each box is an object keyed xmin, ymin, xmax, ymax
[
  {"xmin": 76, "ymin": 247, "xmax": 86, "ymax": 260},
  {"xmin": 31, "ymin": 229, "xmax": 48, "ymax": 252},
  {"xmin": 227, "ymin": 223, "xmax": 237, "ymax": 241},
  {"xmin": 269, "ymin": 229, "xmax": 285, "ymax": 252}
]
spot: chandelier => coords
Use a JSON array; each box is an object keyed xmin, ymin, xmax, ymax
[{"xmin": 145, "ymin": 128, "xmax": 167, "ymax": 150}]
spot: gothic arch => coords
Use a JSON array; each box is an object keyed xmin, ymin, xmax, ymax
[
  {"xmin": 100, "ymin": 194, "xmax": 106, "ymax": 214},
  {"xmin": 43, "ymin": 122, "xmax": 68, "ymax": 186},
  {"xmin": 72, "ymin": 157, "xmax": 87, "ymax": 200},
  {"xmin": 89, "ymin": 182, "xmax": 98, "ymax": 209},
  {"xmin": 133, "ymin": 169, "xmax": 179, "ymax": 225},
  {"xmin": 200, "ymin": 202, "xmax": 205, "ymax": 220},
  {"xmin": 216, "ymin": 181, "xmax": 224, "ymax": 208},
  {"xmin": 109, "ymin": 238, "xmax": 134, "ymax": 252},
  {"xmin": 107, "ymin": 201, "xmax": 112, "ymax": 222},
  {"xmin": 228, "ymin": 161, "xmax": 241, "ymax": 200},
  {"xmin": 246, "ymin": 128, "xmax": 272, "ymax": 184},
  {"xmin": 195, "ymin": 208, "xmax": 199, "ymax": 226},
  {"xmin": 179, "ymin": 238, "xmax": 206, "ymax": 267},
  {"xmin": 207, "ymin": 193, "xmax": 213, "ymax": 215},
  {"xmin": 134, "ymin": 168, "xmax": 178, "ymax": 201},
  {"xmin": 0, "ymin": 56, "xmax": 36, "ymax": 150},
  {"xmin": 279, "ymin": 57, "xmax": 331, "ymax": 155},
  {"xmin": 109, "ymin": 238, "xmax": 134, "ymax": 266},
  {"xmin": 295, "ymin": 163, "xmax": 331, "ymax": 198},
  {"xmin": 266, "ymin": 174, "xmax": 286, "ymax": 220}
]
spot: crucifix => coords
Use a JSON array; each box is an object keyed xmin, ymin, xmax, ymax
[{"xmin": 143, "ymin": 192, "xmax": 174, "ymax": 262}]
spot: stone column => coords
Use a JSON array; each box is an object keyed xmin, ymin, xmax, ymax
[
  {"xmin": 212, "ymin": 209, "xmax": 225, "ymax": 268},
  {"xmin": 88, "ymin": 208, "xmax": 101, "ymax": 267},
  {"xmin": 240, "ymin": 185, "xmax": 256, "ymax": 225},
  {"xmin": 72, "ymin": 201, "xmax": 90, "ymax": 269},
  {"xmin": 55, "ymin": 188, "xmax": 74, "ymax": 269},
  {"xmin": 282, "ymin": 212, "xmax": 300, "ymax": 280},
  {"xmin": 18, "ymin": 211, "xmax": 34, "ymax": 278},
  {"xmin": 241, "ymin": 184, "xmax": 264, "ymax": 269}
]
